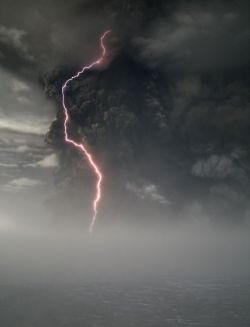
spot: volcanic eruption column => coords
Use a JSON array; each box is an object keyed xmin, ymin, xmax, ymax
[{"xmin": 61, "ymin": 30, "xmax": 111, "ymax": 233}]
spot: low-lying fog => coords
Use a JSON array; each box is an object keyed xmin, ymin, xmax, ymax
[{"xmin": 0, "ymin": 208, "xmax": 249, "ymax": 284}]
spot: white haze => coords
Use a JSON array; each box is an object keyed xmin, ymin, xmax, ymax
[{"xmin": 0, "ymin": 208, "xmax": 249, "ymax": 285}]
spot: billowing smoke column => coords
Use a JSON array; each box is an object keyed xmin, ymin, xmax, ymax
[{"xmin": 61, "ymin": 30, "xmax": 111, "ymax": 233}]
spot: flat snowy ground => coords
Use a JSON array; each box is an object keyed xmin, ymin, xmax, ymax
[{"xmin": 0, "ymin": 280, "xmax": 249, "ymax": 327}]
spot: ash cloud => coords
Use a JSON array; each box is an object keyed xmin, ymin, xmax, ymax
[
  {"xmin": 1, "ymin": 0, "xmax": 250, "ymax": 226},
  {"xmin": 135, "ymin": 2, "xmax": 250, "ymax": 73}
]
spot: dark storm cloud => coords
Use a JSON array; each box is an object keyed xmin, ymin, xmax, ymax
[
  {"xmin": 44, "ymin": 57, "xmax": 250, "ymax": 224},
  {"xmin": 134, "ymin": 1, "xmax": 250, "ymax": 73},
  {"xmin": 1, "ymin": 0, "xmax": 250, "ymax": 74},
  {"xmin": 0, "ymin": 0, "xmax": 115, "ymax": 75},
  {"xmin": 0, "ymin": 25, "xmax": 31, "ymax": 60},
  {"xmin": 0, "ymin": 0, "xmax": 178, "ymax": 74},
  {"xmin": 191, "ymin": 154, "xmax": 247, "ymax": 182},
  {"xmin": 1, "ymin": 0, "xmax": 250, "ymax": 225},
  {"xmin": 46, "ymin": 1, "xmax": 250, "ymax": 225}
]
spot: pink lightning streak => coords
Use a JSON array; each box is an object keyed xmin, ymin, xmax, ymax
[{"xmin": 61, "ymin": 30, "xmax": 111, "ymax": 233}]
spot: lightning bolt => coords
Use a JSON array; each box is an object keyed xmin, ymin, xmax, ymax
[{"xmin": 61, "ymin": 30, "xmax": 111, "ymax": 233}]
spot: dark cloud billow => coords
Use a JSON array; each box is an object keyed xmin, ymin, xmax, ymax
[
  {"xmin": 135, "ymin": 1, "xmax": 250, "ymax": 73},
  {"xmin": 1, "ymin": 0, "xmax": 250, "ymax": 226},
  {"xmin": 40, "ymin": 0, "xmax": 250, "ymax": 225}
]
